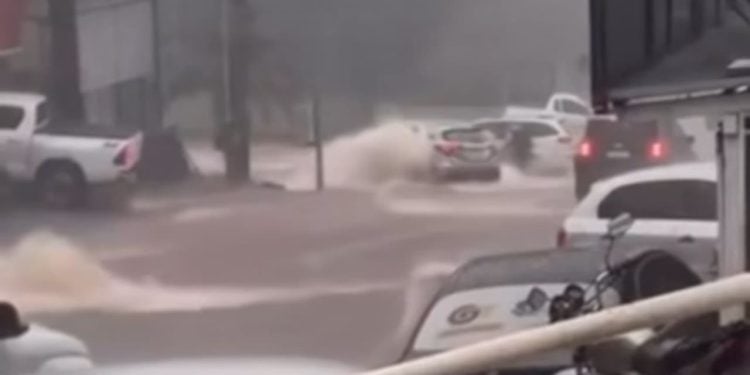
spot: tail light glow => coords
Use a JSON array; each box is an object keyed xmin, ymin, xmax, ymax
[
  {"xmin": 577, "ymin": 139, "xmax": 593, "ymax": 158},
  {"xmin": 435, "ymin": 141, "xmax": 461, "ymax": 156},
  {"xmin": 649, "ymin": 140, "xmax": 667, "ymax": 160},
  {"xmin": 113, "ymin": 135, "xmax": 142, "ymax": 170}
]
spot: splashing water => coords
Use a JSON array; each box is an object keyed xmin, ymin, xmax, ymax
[
  {"xmin": 285, "ymin": 122, "xmax": 433, "ymax": 191},
  {"xmin": 0, "ymin": 232, "xmax": 399, "ymax": 314}
]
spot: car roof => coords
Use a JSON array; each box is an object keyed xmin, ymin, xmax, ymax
[
  {"xmin": 597, "ymin": 162, "xmax": 716, "ymax": 189},
  {"xmin": 569, "ymin": 162, "xmax": 716, "ymax": 219},
  {"xmin": 475, "ymin": 117, "xmax": 566, "ymax": 134},
  {"xmin": 495, "ymin": 116, "xmax": 562, "ymax": 126},
  {"xmin": 469, "ymin": 117, "xmax": 506, "ymax": 125},
  {"xmin": 0, "ymin": 92, "xmax": 45, "ymax": 107}
]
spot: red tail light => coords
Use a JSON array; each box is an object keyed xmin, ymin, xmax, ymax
[
  {"xmin": 648, "ymin": 140, "xmax": 667, "ymax": 160},
  {"xmin": 577, "ymin": 139, "xmax": 593, "ymax": 158},
  {"xmin": 435, "ymin": 141, "xmax": 461, "ymax": 156},
  {"xmin": 113, "ymin": 140, "xmax": 139, "ymax": 169},
  {"xmin": 556, "ymin": 228, "xmax": 567, "ymax": 248}
]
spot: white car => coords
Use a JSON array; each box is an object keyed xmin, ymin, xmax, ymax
[
  {"xmin": 474, "ymin": 117, "xmax": 579, "ymax": 174},
  {"xmin": 0, "ymin": 92, "xmax": 142, "ymax": 208},
  {"xmin": 559, "ymin": 162, "xmax": 717, "ymax": 249},
  {"xmin": 503, "ymin": 92, "xmax": 593, "ymax": 128}
]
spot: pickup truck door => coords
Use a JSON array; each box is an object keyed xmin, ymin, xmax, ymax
[{"xmin": 0, "ymin": 104, "xmax": 31, "ymax": 178}]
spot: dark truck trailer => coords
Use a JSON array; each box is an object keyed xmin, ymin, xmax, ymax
[{"xmin": 578, "ymin": 0, "xmax": 750, "ymax": 199}]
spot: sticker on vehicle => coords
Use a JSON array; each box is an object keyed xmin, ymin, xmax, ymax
[{"xmin": 447, "ymin": 304, "xmax": 481, "ymax": 326}]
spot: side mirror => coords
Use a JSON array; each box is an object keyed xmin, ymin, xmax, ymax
[
  {"xmin": 606, "ymin": 213, "xmax": 634, "ymax": 239},
  {"xmin": 0, "ymin": 301, "xmax": 28, "ymax": 340},
  {"xmin": 685, "ymin": 135, "xmax": 695, "ymax": 145}
]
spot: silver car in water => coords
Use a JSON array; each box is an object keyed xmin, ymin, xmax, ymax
[{"xmin": 420, "ymin": 122, "xmax": 504, "ymax": 182}]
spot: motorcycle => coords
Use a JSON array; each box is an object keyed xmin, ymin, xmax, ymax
[{"xmin": 547, "ymin": 213, "xmax": 744, "ymax": 375}]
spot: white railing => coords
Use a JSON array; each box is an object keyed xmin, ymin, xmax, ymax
[{"xmin": 362, "ymin": 274, "xmax": 750, "ymax": 375}]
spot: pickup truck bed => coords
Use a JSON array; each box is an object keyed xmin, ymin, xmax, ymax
[{"xmin": 38, "ymin": 124, "xmax": 136, "ymax": 140}]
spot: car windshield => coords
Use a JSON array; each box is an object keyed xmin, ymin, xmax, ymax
[
  {"xmin": 585, "ymin": 119, "xmax": 659, "ymax": 142},
  {"xmin": 0, "ymin": 1, "xmax": 737, "ymax": 375}
]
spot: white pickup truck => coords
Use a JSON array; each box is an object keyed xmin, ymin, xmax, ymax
[
  {"xmin": 0, "ymin": 92, "xmax": 142, "ymax": 208},
  {"xmin": 503, "ymin": 92, "xmax": 594, "ymax": 128}
]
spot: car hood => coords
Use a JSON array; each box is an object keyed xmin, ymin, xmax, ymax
[{"xmin": 61, "ymin": 358, "xmax": 361, "ymax": 375}]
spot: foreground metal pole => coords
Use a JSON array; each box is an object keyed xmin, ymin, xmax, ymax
[
  {"xmin": 362, "ymin": 274, "xmax": 750, "ymax": 375},
  {"xmin": 717, "ymin": 114, "xmax": 747, "ymax": 322}
]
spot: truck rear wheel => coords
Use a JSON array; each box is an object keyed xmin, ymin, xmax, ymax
[{"xmin": 37, "ymin": 164, "xmax": 87, "ymax": 209}]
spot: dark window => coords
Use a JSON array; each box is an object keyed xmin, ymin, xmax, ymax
[
  {"xmin": 36, "ymin": 102, "xmax": 49, "ymax": 127},
  {"xmin": 0, "ymin": 106, "xmax": 24, "ymax": 130},
  {"xmin": 510, "ymin": 121, "xmax": 557, "ymax": 138},
  {"xmin": 598, "ymin": 179, "xmax": 717, "ymax": 220},
  {"xmin": 561, "ymin": 101, "xmax": 590, "ymax": 116}
]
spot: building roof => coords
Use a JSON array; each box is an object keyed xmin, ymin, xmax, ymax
[{"xmin": 594, "ymin": 162, "xmax": 717, "ymax": 192}]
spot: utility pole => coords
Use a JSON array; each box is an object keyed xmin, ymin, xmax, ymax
[
  {"xmin": 150, "ymin": 0, "xmax": 163, "ymax": 128},
  {"xmin": 48, "ymin": 0, "xmax": 85, "ymax": 121},
  {"xmin": 218, "ymin": 0, "xmax": 251, "ymax": 184},
  {"xmin": 312, "ymin": 86, "xmax": 324, "ymax": 190},
  {"xmin": 716, "ymin": 111, "xmax": 750, "ymax": 322}
]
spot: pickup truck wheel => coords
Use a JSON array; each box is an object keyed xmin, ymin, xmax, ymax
[{"xmin": 37, "ymin": 165, "xmax": 86, "ymax": 209}]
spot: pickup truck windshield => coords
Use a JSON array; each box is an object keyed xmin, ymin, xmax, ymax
[{"xmin": 0, "ymin": 105, "xmax": 23, "ymax": 130}]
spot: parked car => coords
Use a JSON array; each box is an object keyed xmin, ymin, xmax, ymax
[
  {"xmin": 503, "ymin": 92, "xmax": 593, "ymax": 128},
  {"xmin": 0, "ymin": 92, "xmax": 142, "ymax": 209},
  {"xmin": 573, "ymin": 116, "xmax": 697, "ymax": 200},
  {"xmin": 474, "ymin": 117, "xmax": 579, "ymax": 174},
  {"xmin": 559, "ymin": 161, "xmax": 717, "ymax": 250},
  {"xmin": 422, "ymin": 123, "xmax": 503, "ymax": 182}
]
